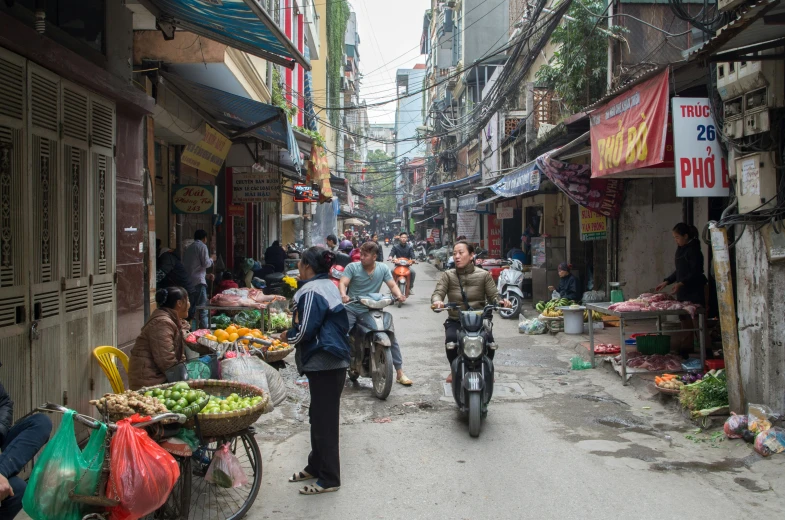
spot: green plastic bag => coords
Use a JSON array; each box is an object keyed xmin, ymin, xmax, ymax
[
  {"xmin": 211, "ymin": 314, "xmax": 232, "ymax": 329},
  {"xmin": 23, "ymin": 411, "xmax": 107, "ymax": 520}
]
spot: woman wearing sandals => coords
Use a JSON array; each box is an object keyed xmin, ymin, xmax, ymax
[{"xmin": 281, "ymin": 246, "xmax": 351, "ymax": 495}]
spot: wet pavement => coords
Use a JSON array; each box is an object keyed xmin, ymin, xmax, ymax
[{"xmin": 250, "ymin": 253, "xmax": 785, "ymax": 519}]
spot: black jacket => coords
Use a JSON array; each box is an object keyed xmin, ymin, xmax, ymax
[
  {"xmin": 556, "ymin": 274, "xmax": 581, "ymax": 301},
  {"xmin": 264, "ymin": 245, "xmax": 287, "ymax": 273},
  {"xmin": 390, "ymin": 243, "xmax": 415, "ymax": 260},
  {"xmin": 0, "ymin": 380, "xmax": 14, "ymax": 444},
  {"xmin": 374, "ymin": 241, "xmax": 384, "ymax": 262},
  {"xmin": 157, "ymin": 251, "xmax": 193, "ymax": 293},
  {"xmin": 665, "ymin": 239, "xmax": 707, "ymax": 303}
]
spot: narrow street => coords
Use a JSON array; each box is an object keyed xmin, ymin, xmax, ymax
[{"xmin": 253, "ymin": 255, "xmax": 784, "ymax": 520}]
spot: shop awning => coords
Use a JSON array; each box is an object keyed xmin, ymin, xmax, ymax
[
  {"xmin": 490, "ymin": 161, "xmax": 541, "ymax": 198},
  {"xmin": 428, "ymin": 173, "xmax": 482, "ymax": 193},
  {"xmin": 161, "ymin": 72, "xmax": 302, "ymax": 169},
  {"xmin": 551, "ymin": 131, "xmax": 590, "ymax": 161},
  {"xmin": 139, "ymin": 0, "xmax": 309, "ymax": 70}
]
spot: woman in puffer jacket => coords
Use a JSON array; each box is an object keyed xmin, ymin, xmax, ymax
[{"xmin": 128, "ymin": 287, "xmax": 191, "ymax": 389}]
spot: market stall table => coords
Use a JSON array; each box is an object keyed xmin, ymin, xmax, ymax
[
  {"xmin": 194, "ymin": 305, "xmax": 270, "ymax": 333},
  {"xmin": 585, "ymin": 302, "xmax": 706, "ymax": 385}
]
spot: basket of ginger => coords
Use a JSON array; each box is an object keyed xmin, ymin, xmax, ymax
[{"xmin": 654, "ymin": 374, "xmax": 685, "ymax": 395}]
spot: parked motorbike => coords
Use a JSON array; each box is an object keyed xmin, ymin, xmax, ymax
[
  {"xmin": 430, "ymin": 246, "xmax": 452, "ymax": 270},
  {"xmin": 286, "ymin": 243, "xmax": 303, "ymax": 259},
  {"xmin": 433, "ymin": 303, "xmax": 500, "ymax": 437},
  {"xmin": 390, "ymin": 258, "xmax": 415, "ymax": 307},
  {"xmin": 261, "ymin": 270, "xmax": 285, "ymax": 295},
  {"xmin": 497, "ymin": 260, "xmax": 524, "ymax": 319},
  {"xmin": 347, "ymin": 294, "xmax": 399, "ymax": 400}
]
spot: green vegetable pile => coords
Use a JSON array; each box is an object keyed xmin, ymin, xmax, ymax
[
  {"xmin": 234, "ymin": 310, "xmax": 262, "ymax": 329},
  {"xmin": 679, "ymin": 370, "xmax": 729, "ymax": 411},
  {"xmin": 211, "ymin": 314, "xmax": 232, "ymax": 330},
  {"xmin": 267, "ymin": 312, "xmax": 292, "ymax": 332}
]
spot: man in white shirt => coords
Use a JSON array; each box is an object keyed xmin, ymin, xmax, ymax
[{"xmin": 182, "ymin": 229, "xmax": 216, "ymax": 328}]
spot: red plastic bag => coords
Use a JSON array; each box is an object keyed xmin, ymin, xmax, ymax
[
  {"xmin": 723, "ymin": 413, "xmax": 749, "ymax": 439},
  {"xmin": 205, "ymin": 443, "xmax": 249, "ymax": 488},
  {"xmin": 108, "ymin": 418, "xmax": 180, "ymax": 520}
]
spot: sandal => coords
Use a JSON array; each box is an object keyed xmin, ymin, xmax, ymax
[
  {"xmin": 299, "ymin": 482, "xmax": 340, "ymax": 495},
  {"xmin": 396, "ymin": 375, "xmax": 413, "ymax": 386},
  {"xmin": 289, "ymin": 471, "xmax": 315, "ymax": 483}
]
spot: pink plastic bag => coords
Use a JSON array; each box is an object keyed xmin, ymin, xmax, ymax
[
  {"xmin": 205, "ymin": 443, "xmax": 249, "ymax": 488},
  {"xmin": 108, "ymin": 418, "xmax": 181, "ymax": 520},
  {"xmin": 723, "ymin": 413, "xmax": 749, "ymax": 439}
]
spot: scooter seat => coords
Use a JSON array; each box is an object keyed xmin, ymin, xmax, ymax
[{"xmin": 265, "ymin": 272, "xmax": 285, "ymax": 284}]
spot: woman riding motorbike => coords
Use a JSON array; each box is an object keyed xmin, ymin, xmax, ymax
[{"xmin": 431, "ymin": 241, "xmax": 510, "ymax": 382}]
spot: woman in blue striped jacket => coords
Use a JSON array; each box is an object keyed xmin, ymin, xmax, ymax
[{"xmin": 282, "ymin": 246, "xmax": 351, "ymax": 495}]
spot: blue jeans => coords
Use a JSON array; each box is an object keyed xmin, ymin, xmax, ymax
[
  {"xmin": 0, "ymin": 414, "xmax": 52, "ymax": 519},
  {"xmin": 188, "ymin": 284, "xmax": 209, "ymax": 329},
  {"xmin": 346, "ymin": 307, "xmax": 403, "ymax": 370}
]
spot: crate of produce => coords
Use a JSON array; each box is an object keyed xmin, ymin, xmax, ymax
[
  {"xmin": 705, "ymin": 358, "xmax": 725, "ymax": 371},
  {"xmin": 635, "ymin": 334, "xmax": 671, "ymax": 355}
]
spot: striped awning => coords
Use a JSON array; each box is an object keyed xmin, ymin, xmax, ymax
[{"xmin": 141, "ymin": 0, "xmax": 309, "ymax": 70}]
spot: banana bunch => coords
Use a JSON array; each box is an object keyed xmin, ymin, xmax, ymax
[
  {"xmin": 535, "ymin": 298, "xmax": 575, "ymax": 317},
  {"xmin": 582, "ymin": 310, "xmax": 604, "ymax": 322}
]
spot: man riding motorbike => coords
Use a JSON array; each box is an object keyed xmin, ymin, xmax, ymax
[
  {"xmin": 340, "ymin": 242, "xmax": 413, "ymax": 386},
  {"xmin": 431, "ymin": 241, "xmax": 510, "ymax": 382},
  {"xmin": 387, "ymin": 232, "xmax": 417, "ymax": 294}
]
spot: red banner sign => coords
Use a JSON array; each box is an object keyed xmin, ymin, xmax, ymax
[
  {"xmin": 590, "ymin": 69, "xmax": 670, "ymax": 177},
  {"xmin": 487, "ymin": 215, "xmax": 502, "ymax": 258}
]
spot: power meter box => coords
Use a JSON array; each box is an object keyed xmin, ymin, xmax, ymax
[{"xmin": 732, "ymin": 152, "xmax": 778, "ymax": 213}]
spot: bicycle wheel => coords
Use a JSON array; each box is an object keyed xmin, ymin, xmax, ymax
[
  {"xmin": 188, "ymin": 429, "xmax": 262, "ymax": 520},
  {"xmin": 143, "ymin": 455, "xmax": 192, "ymax": 520}
]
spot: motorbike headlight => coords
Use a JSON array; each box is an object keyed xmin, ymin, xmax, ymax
[{"xmin": 462, "ymin": 336, "xmax": 484, "ymax": 359}]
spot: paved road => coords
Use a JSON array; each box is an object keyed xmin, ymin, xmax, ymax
[{"xmin": 251, "ymin": 255, "xmax": 784, "ymax": 520}]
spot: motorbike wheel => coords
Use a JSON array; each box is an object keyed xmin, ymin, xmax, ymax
[
  {"xmin": 398, "ymin": 281, "xmax": 405, "ymax": 307},
  {"xmin": 499, "ymin": 293, "xmax": 522, "ymax": 319},
  {"xmin": 371, "ymin": 345, "xmax": 394, "ymax": 400},
  {"xmin": 468, "ymin": 392, "xmax": 482, "ymax": 437}
]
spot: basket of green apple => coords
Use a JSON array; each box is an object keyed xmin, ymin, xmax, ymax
[{"xmin": 142, "ymin": 381, "xmax": 209, "ymax": 420}]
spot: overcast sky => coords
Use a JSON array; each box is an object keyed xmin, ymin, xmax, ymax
[{"xmin": 351, "ymin": 0, "xmax": 429, "ymax": 126}]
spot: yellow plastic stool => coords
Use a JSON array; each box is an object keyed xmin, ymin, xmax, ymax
[{"xmin": 93, "ymin": 346, "xmax": 129, "ymax": 394}]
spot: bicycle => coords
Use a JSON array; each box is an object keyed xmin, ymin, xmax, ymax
[{"xmin": 35, "ymin": 402, "xmax": 263, "ymax": 520}]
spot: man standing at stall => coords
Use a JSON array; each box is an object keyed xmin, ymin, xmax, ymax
[{"xmin": 183, "ymin": 230, "xmax": 216, "ymax": 329}]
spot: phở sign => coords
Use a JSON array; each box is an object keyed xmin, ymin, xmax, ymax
[{"xmin": 671, "ymin": 97, "xmax": 730, "ymax": 197}]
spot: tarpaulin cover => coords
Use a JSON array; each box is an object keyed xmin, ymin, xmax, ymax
[{"xmin": 537, "ymin": 152, "xmax": 625, "ymax": 219}]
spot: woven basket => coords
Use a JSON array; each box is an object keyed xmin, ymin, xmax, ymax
[
  {"xmin": 140, "ymin": 380, "xmax": 268, "ymax": 437},
  {"xmin": 263, "ymin": 346, "xmax": 294, "ymax": 363}
]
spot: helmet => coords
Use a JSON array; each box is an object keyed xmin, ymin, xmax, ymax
[
  {"xmin": 330, "ymin": 265, "xmax": 345, "ymax": 280},
  {"xmin": 510, "ymin": 259, "xmax": 523, "ymax": 271},
  {"xmin": 339, "ymin": 240, "xmax": 353, "ymax": 252},
  {"xmin": 350, "ymin": 249, "xmax": 361, "ymax": 262}
]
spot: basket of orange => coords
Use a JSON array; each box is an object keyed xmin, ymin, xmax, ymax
[{"xmin": 261, "ymin": 337, "xmax": 293, "ymax": 363}]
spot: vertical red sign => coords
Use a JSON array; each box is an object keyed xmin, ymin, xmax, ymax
[{"xmin": 488, "ymin": 215, "xmax": 502, "ymax": 258}]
